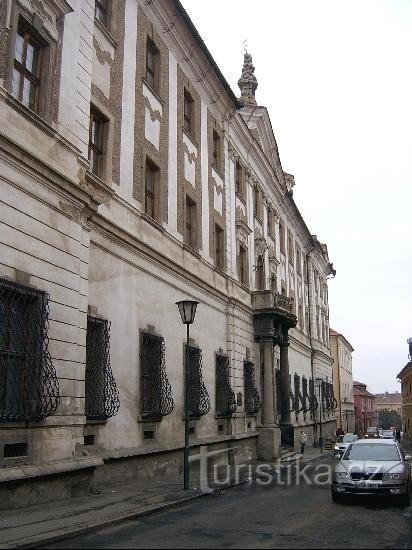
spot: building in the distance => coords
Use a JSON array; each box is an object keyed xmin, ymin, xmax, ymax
[
  {"xmin": 397, "ymin": 339, "xmax": 412, "ymax": 438},
  {"xmin": 374, "ymin": 392, "xmax": 402, "ymax": 416},
  {"xmin": 330, "ymin": 329, "xmax": 355, "ymax": 433},
  {"xmin": 353, "ymin": 381, "xmax": 377, "ymax": 435}
]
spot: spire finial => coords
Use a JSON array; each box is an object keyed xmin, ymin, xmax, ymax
[{"xmin": 238, "ymin": 48, "xmax": 258, "ymax": 107}]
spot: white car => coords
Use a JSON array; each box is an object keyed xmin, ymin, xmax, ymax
[{"xmin": 334, "ymin": 433, "xmax": 358, "ymax": 458}]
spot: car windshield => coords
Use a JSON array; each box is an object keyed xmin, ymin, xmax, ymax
[
  {"xmin": 343, "ymin": 443, "xmax": 400, "ymax": 461},
  {"xmin": 343, "ymin": 434, "xmax": 357, "ymax": 443}
]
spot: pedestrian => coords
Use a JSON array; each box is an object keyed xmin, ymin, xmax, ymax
[
  {"xmin": 336, "ymin": 427, "xmax": 344, "ymax": 438},
  {"xmin": 299, "ymin": 429, "xmax": 308, "ymax": 454},
  {"xmin": 395, "ymin": 428, "xmax": 401, "ymax": 442}
]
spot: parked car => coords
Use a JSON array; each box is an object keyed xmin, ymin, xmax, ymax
[
  {"xmin": 332, "ymin": 439, "xmax": 412, "ymax": 506},
  {"xmin": 364, "ymin": 426, "xmax": 380, "ymax": 438},
  {"xmin": 334, "ymin": 433, "xmax": 358, "ymax": 458},
  {"xmin": 382, "ymin": 430, "xmax": 395, "ymax": 439}
]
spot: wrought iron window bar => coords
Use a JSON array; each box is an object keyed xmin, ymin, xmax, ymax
[
  {"xmin": 309, "ymin": 378, "xmax": 318, "ymax": 413},
  {"xmin": 293, "ymin": 374, "xmax": 301, "ymax": 412},
  {"xmin": 215, "ymin": 354, "xmax": 236, "ymax": 418},
  {"xmin": 301, "ymin": 376, "xmax": 309, "ymax": 412},
  {"xmin": 85, "ymin": 316, "xmax": 120, "ymax": 421},
  {"xmin": 0, "ymin": 279, "xmax": 60, "ymax": 422},
  {"xmin": 141, "ymin": 332, "xmax": 174, "ymax": 419},
  {"xmin": 186, "ymin": 345, "xmax": 210, "ymax": 418},
  {"xmin": 244, "ymin": 360, "xmax": 262, "ymax": 415}
]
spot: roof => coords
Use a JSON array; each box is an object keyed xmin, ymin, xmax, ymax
[
  {"xmin": 397, "ymin": 361, "xmax": 412, "ymax": 380},
  {"xmin": 172, "ymin": 1, "xmax": 242, "ymax": 109},
  {"xmin": 374, "ymin": 392, "xmax": 402, "ymax": 404},
  {"xmin": 329, "ymin": 328, "xmax": 354, "ymax": 352}
]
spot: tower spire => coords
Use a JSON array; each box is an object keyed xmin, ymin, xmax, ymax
[{"xmin": 238, "ymin": 50, "xmax": 258, "ymax": 107}]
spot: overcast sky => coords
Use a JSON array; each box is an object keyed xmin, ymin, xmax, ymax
[{"xmin": 182, "ymin": 0, "xmax": 412, "ymax": 393}]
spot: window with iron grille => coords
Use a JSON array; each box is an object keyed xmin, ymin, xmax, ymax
[
  {"xmin": 293, "ymin": 374, "xmax": 301, "ymax": 412},
  {"xmin": 301, "ymin": 376, "xmax": 309, "ymax": 412},
  {"xmin": 309, "ymin": 378, "xmax": 318, "ymax": 414},
  {"xmin": 140, "ymin": 332, "xmax": 174, "ymax": 419},
  {"xmin": 186, "ymin": 346, "xmax": 210, "ymax": 418},
  {"xmin": 244, "ymin": 360, "xmax": 261, "ymax": 415},
  {"xmin": 215, "ymin": 354, "xmax": 236, "ymax": 418},
  {"xmin": 0, "ymin": 279, "xmax": 59, "ymax": 422},
  {"xmin": 85, "ymin": 316, "xmax": 120, "ymax": 421}
]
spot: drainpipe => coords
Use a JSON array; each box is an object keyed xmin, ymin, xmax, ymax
[{"xmin": 305, "ymin": 244, "xmax": 315, "ymax": 442}]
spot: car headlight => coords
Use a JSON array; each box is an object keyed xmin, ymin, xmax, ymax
[
  {"xmin": 334, "ymin": 445, "xmax": 340, "ymax": 451},
  {"xmin": 335, "ymin": 471, "xmax": 349, "ymax": 480},
  {"xmin": 383, "ymin": 472, "xmax": 404, "ymax": 481}
]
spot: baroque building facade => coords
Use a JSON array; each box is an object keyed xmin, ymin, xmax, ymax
[
  {"xmin": 330, "ymin": 328, "xmax": 355, "ymax": 433},
  {"xmin": 0, "ymin": 0, "xmax": 336, "ymax": 506}
]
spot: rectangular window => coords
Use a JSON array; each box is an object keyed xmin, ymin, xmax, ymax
[
  {"xmin": 237, "ymin": 244, "xmax": 248, "ymax": 285},
  {"xmin": 215, "ymin": 354, "xmax": 236, "ymax": 418},
  {"xmin": 186, "ymin": 346, "xmax": 210, "ymax": 418},
  {"xmin": 271, "ymin": 273, "xmax": 277, "ymax": 292},
  {"xmin": 184, "ymin": 89, "xmax": 194, "ymax": 136},
  {"xmin": 146, "ymin": 37, "xmax": 160, "ymax": 92},
  {"xmin": 296, "ymin": 246, "xmax": 301, "ymax": 274},
  {"xmin": 215, "ymin": 224, "xmax": 224, "ymax": 270},
  {"xmin": 88, "ymin": 108, "xmax": 107, "ymax": 178},
  {"xmin": 288, "ymin": 231, "xmax": 294, "ymax": 265},
  {"xmin": 0, "ymin": 279, "xmax": 59, "ymax": 422},
  {"xmin": 95, "ymin": 0, "xmax": 108, "ymax": 27},
  {"xmin": 253, "ymin": 186, "xmax": 261, "ymax": 220},
  {"xmin": 185, "ymin": 196, "xmax": 196, "ymax": 249},
  {"xmin": 298, "ymin": 303, "xmax": 303, "ymax": 329},
  {"xmin": 303, "ymin": 258, "xmax": 308, "ymax": 282},
  {"xmin": 12, "ymin": 21, "xmax": 43, "ymax": 113},
  {"xmin": 140, "ymin": 332, "xmax": 174, "ymax": 419},
  {"xmin": 279, "ymin": 221, "xmax": 285, "ymax": 254},
  {"xmin": 235, "ymin": 161, "xmax": 243, "ymax": 196},
  {"xmin": 145, "ymin": 158, "xmax": 159, "ymax": 220},
  {"xmin": 85, "ymin": 316, "xmax": 119, "ymax": 422},
  {"xmin": 212, "ymin": 130, "xmax": 221, "ymax": 171}
]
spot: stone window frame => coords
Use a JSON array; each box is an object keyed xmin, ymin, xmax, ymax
[
  {"xmin": 144, "ymin": 156, "xmax": 160, "ymax": 221},
  {"xmin": 95, "ymin": 0, "xmax": 109, "ymax": 27},
  {"xmin": 287, "ymin": 229, "xmax": 294, "ymax": 266},
  {"xmin": 235, "ymin": 159, "xmax": 245, "ymax": 199},
  {"xmin": 253, "ymin": 185, "xmax": 263, "ymax": 222},
  {"xmin": 94, "ymin": 0, "xmax": 118, "ymax": 35},
  {"xmin": 237, "ymin": 242, "xmax": 249, "ymax": 287},
  {"xmin": 6, "ymin": 4, "xmax": 60, "ymax": 124},
  {"xmin": 88, "ymin": 102, "xmax": 113, "ymax": 183},
  {"xmin": 255, "ymin": 254, "xmax": 265, "ymax": 291},
  {"xmin": 296, "ymin": 245, "xmax": 302, "ymax": 274},
  {"xmin": 214, "ymin": 222, "xmax": 225, "ymax": 271},
  {"xmin": 279, "ymin": 219, "xmax": 285, "ymax": 254},
  {"xmin": 185, "ymin": 194, "xmax": 197, "ymax": 251},
  {"xmin": 183, "ymin": 88, "xmax": 194, "ymax": 138},
  {"xmin": 145, "ymin": 35, "xmax": 160, "ymax": 93},
  {"xmin": 212, "ymin": 128, "xmax": 223, "ymax": 174}
]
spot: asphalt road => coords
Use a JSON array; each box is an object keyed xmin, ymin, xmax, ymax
[{"xmin": 48, "ymin": 459, "xmax": 412, "ymax": 549}]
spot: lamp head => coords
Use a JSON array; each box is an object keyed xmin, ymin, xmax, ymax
[{"xmin": 176, "ymin": 300, "xmax": 199, "ymax": 325}]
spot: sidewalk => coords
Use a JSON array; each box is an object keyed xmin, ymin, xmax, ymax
[{"xmin": 0, "ymin": 448, "xmax": 329, "ymax": 549}]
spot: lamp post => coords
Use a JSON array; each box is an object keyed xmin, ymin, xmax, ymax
[
  {"xmin": 176, "ymin": 300, "xmax": 199, "ymax": 491},
  {"xmin": 315, "ymin": 378, "xmax": 324, "ymax": 453}
]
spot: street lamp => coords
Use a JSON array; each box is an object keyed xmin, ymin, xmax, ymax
[
  {"xmin": 315, "ymin": 378, "xmax": 324, "ymax": 453},
  {"xmin": 176, "ymin": 299, "xmax": 199, "ymax": 491}
]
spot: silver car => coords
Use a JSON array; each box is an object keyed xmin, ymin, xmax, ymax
[
  {"xmin": 334, "ymin": 433, "xmax": 358, "ymax": 458},
  {"xmin": 332, "ymin": 439, "xmax": 411, "ymax": 506}
]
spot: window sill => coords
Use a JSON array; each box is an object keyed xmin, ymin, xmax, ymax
[
  {"xmin": 3, "ymin": 88, "xmax": 55, "ymax": 137},
  {"xmin": 182, "ymin": 127, "xmax": 199, "ymax": 149},
  {"xmin": 141, "ymin": 212, "xmax": 165, "ymax": 233},
  {"xmin": 94, "ymin": 18, "xmax": 118, "ymax": 48},
  {"xmin": 142, "ymin": 78, "xmax": 165, "ymax": 106},
  {"xmin": 211, "ymin": 164, "xmax": 224, "ymax": 180},
  {"xmin": 235, "ymin": 191, "xmax": 246, "ymax": 205},
  {"xmin": 183, "ymin": 243, "xmax": 201, "ymax": 258}
]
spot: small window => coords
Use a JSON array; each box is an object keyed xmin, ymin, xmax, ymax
[
  {"xmin": 12, "ymin": 21, "xmax": 43, "ymax": 113},
  {"xmin": 185, "ymin": 196, "xmax": 196, "ymax": 249},
  {"xmin": 235, "ymin": 161, "xmax": 243, "ymax": 196},
  {"xmin": 84, "ymin": 435, "xmax": 96, "ymax": 446},
  {"xmin": 4, "ymin": 443, "xmax": 28, "ymax": 458},
  {"xmin": 88, "ymin": 108, "xmax": 107, "ymax": 178},
  {"xmin": 279, "ymin": 221, "xmax": 285, "ymax": 254},
  {"xmin": 215, "ymin": 224, "xmax": 224, "ymax": 270},
  {"xmin": 95, "ymin": 0, "xmax": 109, "ymax": 27},
  {"xmin": 146, "ymin": 37, "xmax": 160, "ymax": 92},
  {"xmin": 184, "ymin": 89, "xmax": 194, "ymax": 136},
  {"xmin": 237, "ymin": 244, "xmax": 248, "ymax": 286},
  {"xmin": 212, "ymin": 130, "xmax": 221, "ymax": 171},
  {"xmin": 145, "ymin": 158, "xmax": 159, "ymax": 220}
]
